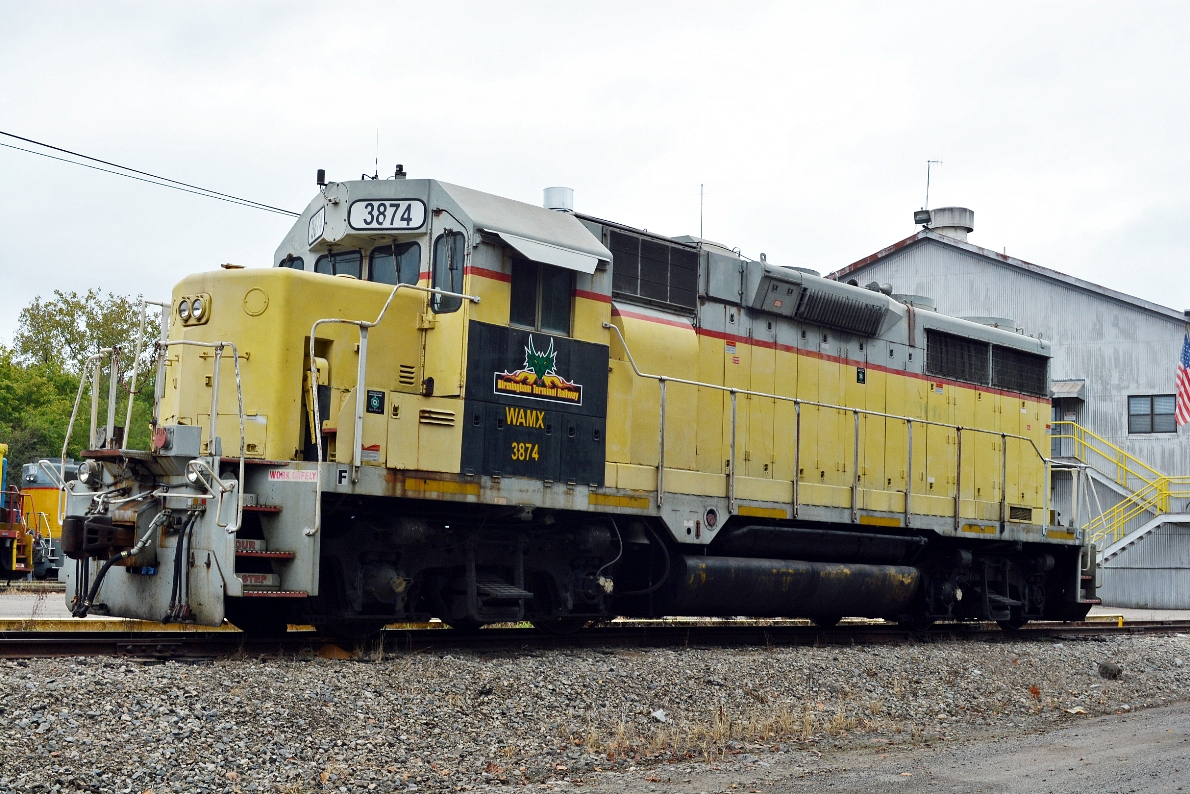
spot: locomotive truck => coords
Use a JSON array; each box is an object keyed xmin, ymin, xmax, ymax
[{"xmin": 59, "ymin": 173, "xmax": 1099, "ymax": 636}]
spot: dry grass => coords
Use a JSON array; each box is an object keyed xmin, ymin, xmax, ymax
[{"xmin": 567, "ymin": 698, "xmax": 879, "ymax": 763}]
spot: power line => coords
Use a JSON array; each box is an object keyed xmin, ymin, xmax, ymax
[{"xmin": 0, "ymin": 130, "xmax": 300, "ymax": 217}]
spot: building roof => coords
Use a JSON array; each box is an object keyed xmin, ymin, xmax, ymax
[{"xmin": 828, "ymin": 229, "xmax": 1188, "ymax": 324}]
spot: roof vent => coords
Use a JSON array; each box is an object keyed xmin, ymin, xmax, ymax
[
  {"xmin": 962, "ymin": 316, "xmax": 1017, "ymax": 331},
  {"xmin": 543, "ymin": 186, "xmax": 574, "ymax": 213},
  {"xmin": 926, "ymin": 207, "xmax": 974, "ymax": 242},
  {"xmin": 893, "ymin": 294, "xmax": 936, "ymax": 312}
]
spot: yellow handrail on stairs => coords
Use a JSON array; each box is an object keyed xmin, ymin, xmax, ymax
[{"xmin": 1052, "ymin": 421, "xmax": 1190, "ymax": 546}]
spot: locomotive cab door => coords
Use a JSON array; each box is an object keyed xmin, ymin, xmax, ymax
[{"xmin": 422, "ymin": 223, "xmax": 469, "ymax": 398}]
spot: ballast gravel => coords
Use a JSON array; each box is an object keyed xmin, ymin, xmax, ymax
[{"xmin": 1, "ymin": 633, "xmax": 1188, "ymax": 793}]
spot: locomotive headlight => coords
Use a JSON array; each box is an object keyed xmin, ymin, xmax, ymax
[
  {"xmin": 190, "ymin": 297, "xmax": 205, "ymax": 320},
  {"xmin": 178, "ymin": 299, "xmax": 191, "ymax": 320},
  {"xmin": 77, "ymin": 460, "xmax": 100, "ymax": 486}
]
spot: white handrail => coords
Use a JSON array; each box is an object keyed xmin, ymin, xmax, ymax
[
  {"xmin": 121, "ymin": 299, "xmax": 170, "ymax": 453},
  {"xmin": 160, "ymin": 340, "xmax": 247, "ymax": 534},
  {"xmin": 306, "ymin": 282, "xmax": 480, "ymax": 536},
  {"xmin": 58, "ymin": 349, "xmax": 113, "ymax": 523}
]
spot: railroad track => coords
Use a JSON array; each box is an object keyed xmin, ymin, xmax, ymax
[{"xmin": 2, "ymin": 619, "xmax": 1188, "ymax": 659}]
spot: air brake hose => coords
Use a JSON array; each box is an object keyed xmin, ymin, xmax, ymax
[
  {"xmin": 164, "ymin": 512, "xmax": 198, "ymax": 623},
  {"xmin": 73, "ymin": 512, "xmax": 168, "ymax": 618}
]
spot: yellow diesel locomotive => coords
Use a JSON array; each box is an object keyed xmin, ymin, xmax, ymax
[{"xmin": 60, "ymin": 173, "xmax": 1098, "ymax": 636}]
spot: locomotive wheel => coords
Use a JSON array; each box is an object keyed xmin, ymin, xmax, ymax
[
  {"xmin": 811, "ymin": 615, "xmax": 843, "ymax": 629},
  {"xmin": 532, "ymin": 618, "xmax": 592, "ymax": 636}
]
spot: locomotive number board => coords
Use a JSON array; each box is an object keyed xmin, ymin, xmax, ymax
[{"xmin": 348, "ymin": 199, "xmax": 427, "ymax": 231}]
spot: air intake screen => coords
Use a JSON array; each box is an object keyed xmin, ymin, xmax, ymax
[
  {"xmin": 925, "ymin": 330, "xmax": 1049, "ymax": 397},
  {"xmin": 926, "ymin": 330, "xmax": 989, "ymax": 385},
  {"xmin": 609, "ymin": 230, "xmax": 697, "ymax": 310},
  {"xmin": 795, "ymin": 290, "xmax": 886, "ymax": 336},
  {"xmin": 992, "ymin": 346, "xmax": 1048, "ymax": 397}
]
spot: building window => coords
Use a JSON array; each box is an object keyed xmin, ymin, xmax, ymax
[
  {"xmin": 368, "ymin": 242, "xmax": 421, "ymax": 286},
  {"xmin": 1128, "ymin": 395, "xmax": 1177, "ymax": 434},
  {"xmin": 431, "ymin": 232, "xmax": 466, "ymax": 313},
  {"xmin": 609, "ymin": 230, "xmax": 697, "ymax": 310},
  {"xmin": 314, "ymin": 250, "xmax": 362, "ymax": 278},
  {"xmin": 510, "ymin": 259, "xmax": 572, "ymax": 335}
]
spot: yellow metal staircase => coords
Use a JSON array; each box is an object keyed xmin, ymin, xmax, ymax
[{"xmin": 1050, "ymin": 421, "xmax": 1190, "ymax": 548}]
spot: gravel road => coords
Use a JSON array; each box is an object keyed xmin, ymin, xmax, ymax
[{"xmin": 0, "ymin": 633, "xmax": 1187, "ymax": 793}]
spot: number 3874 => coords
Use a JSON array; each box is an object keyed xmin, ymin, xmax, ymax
[{"xmin": 510, "ymin": 442, "xmax": 539, "ymax": 461}]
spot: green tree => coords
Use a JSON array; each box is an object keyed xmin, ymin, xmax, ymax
[
  {"xmin": 14, "ymin": 289, "xmax": 151, "ymax": 374},
  {"xmin": 1, "ymin": 291, "xmax": 160, "ymax": 477}
]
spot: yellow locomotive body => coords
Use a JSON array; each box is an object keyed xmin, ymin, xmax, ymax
[{"xmin": 62, "ymin": 177, "xmax": 1096, "ymax": 635}]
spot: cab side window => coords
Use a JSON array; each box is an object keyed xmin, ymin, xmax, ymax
[
  {"xmin": 369, "ymin": 242, "xmax": 421, "ymax": 286},
  {"xmin": 432, "ymin": 231, "xmax": 465, "ymax": 313},
  {"xmin": 314, "ymin": 250, "xmax": 362, "ymax": 278},
  {"xmin": 510, "ymin": 258, "xmax": 572, "ymax": 336}
]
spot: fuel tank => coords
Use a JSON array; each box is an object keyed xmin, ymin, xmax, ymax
[{"xmin": 667, "ymin": 555, "xmax": 920, "ymax": 619}]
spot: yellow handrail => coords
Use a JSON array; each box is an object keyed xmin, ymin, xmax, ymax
[
  {"xmin": 1050, "ymin": 421, "xmax": 1162, "ymax": 489},
  {"xmin": 1052, "ymin": 422, "xmax": 1190, "ymax": 547}
]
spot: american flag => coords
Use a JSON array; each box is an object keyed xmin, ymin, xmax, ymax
[{"xmin": 1177, "ymin": 334, "xmax": 1190, "ymax": 427}]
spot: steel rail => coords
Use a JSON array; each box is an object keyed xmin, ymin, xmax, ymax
[{"xmin": 3, "ymin": 620, "xmax": 1187, "ymax": 659}]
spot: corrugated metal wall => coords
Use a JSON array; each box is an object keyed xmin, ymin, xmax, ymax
[
  {"xmin": 1100, "ymin": 523, "xmax": 1190, "ymax": 608},
  {"xmin": 848, "ymin": 240, "xmax": 1190, "ymax": 475}
]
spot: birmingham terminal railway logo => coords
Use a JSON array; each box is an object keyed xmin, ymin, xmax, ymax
[{"xmin": 494, "ymin": 336, "xmax": 583, "ymax": 405}]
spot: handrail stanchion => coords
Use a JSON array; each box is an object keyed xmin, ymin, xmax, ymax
[
  {"xmin": 954, "ymin": 427, "xmax": 963, "ymax": 531},
  {"xmin": 1043, "ymin": 458, "xmax": 1051, "ymax": 536},
  {"xmin": 89, "ymin": 357, "xmax": 102, "ymax": 449},
  {"xmin": 351, "ymin": 326, "xmax": 370, "ymax": 483},
  {"xmin": 852, "ymin": 410, "xmax": 860, "ymax": 523},
  {"xmin": 657, "ymin": 378, "xmax": 667, "ymax": 506},
  {"xmin": 1000, "ymin": 433, "xmax": 1008, "ymax": 534},
  {"xmin": 209, "ymin": 345, "xmax": 222, "ymax": 457},
  {"xmin": 729, "ymin": 391, "xmax": 737, "ymax": 514},
  {"xmin": 792, "ymin": 401, "xmax": 801, "ymax": 519},
  {"xmin": 904, "ymin": 420, "xmax": 913, "ymax": 528},
  {"xmin": 104, "ymin": 347, "xmax": 121, "ymax": 448}
]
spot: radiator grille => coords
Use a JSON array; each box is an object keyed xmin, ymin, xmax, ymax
[
  {"xmin": 609, "ymin": 230, "xmax": 698, "ymax": 310},
  {"xmin": 419, "ymin": 409, "xmax": 456, "ymax": 426},
  {"xmin": 925, "ymin": 330, "xmax": 1049, "ymax": 397},
  {"xmin": 399, "ymin": 364, "xmax": 417, "ymax": 386},
  {"xmin": 795, "ymin": 290, "xmax": 886, "ymax": 336},
  {"xmin": 992, "ymin": 346, "xmax": 1048, "ymax": 397},
  {"xmin": 1008, "ymin": 506, "xmax": 1033, "ymax": 522},
  {"xmin": 926, "ymin": 330, "xmax": 989, "ymax": 385}
]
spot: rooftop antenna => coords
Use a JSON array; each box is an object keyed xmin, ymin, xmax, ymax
[
  {"xmin": 924, "ymin": 159, "xmax": 942, "ymax": 210},
  {"xmin": 700, "ymin": 184, "xmax": 704, "ymax": 240},
  {"xmin": 374, "ymin": 128, "xmax": 379, "ymax": 180}
]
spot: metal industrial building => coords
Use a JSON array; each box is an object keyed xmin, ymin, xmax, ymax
[{"xmin": 830, "ymin": 208, "xmax": 1190, "ymax": 608}]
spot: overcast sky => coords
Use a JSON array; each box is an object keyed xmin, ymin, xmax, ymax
[{"xmin": 2, "ymin": 2, "xmax": 1188, "ymax": 344}]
